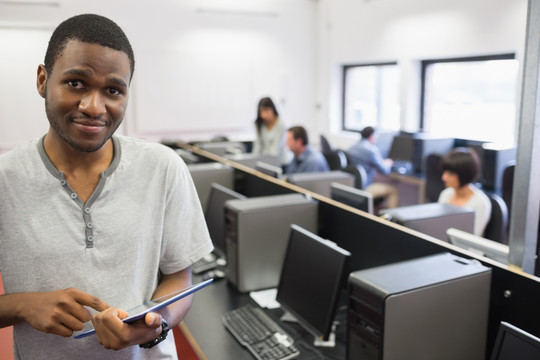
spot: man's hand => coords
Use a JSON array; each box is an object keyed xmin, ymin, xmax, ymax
[
  {"xmin": 17, "ymin": 288, "xmax": 109, "ymax": 337},
  {"xmin": 92, "ymin": 309, "xmax": 163, "ymax": 350}
]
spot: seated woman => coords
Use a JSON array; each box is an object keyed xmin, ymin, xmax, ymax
[{"xmin": 438, "ymin": 148, "xmax": 492, "ymax": 236}]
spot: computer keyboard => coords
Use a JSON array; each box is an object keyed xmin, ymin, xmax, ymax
[
  {"xmin": 391, "ymin": 160, "xmax": 414, "ymax": 175},
  {"xmin": 222, "ymin": 304, "xmax": 300, "ymax": 360},
  {"xmin": 191, "ymin": 252, "xmax": 226, "ymax": 274}
]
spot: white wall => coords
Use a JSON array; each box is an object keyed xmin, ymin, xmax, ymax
[
  {"xmin": 0, "ymin": 0, "xmax": 529, "ymax": 152},
  {"xmin": 316, "ymin": 0, "xmax": 528, "ymax": 150},
  {"xmin": 0, "ymin": 0, "xmax": 316, "ymax": 149}
]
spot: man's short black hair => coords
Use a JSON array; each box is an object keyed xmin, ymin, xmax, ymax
[
  {"xmin": 44, "ymin": 14, "xmax": 135, "ymax": 80},
  {"xmin": 360, "ymin": 126, "xmax": 375, "ymax": 139},
  {"xmin": 288, "ymin": 126, "xmax": 309, "ymax": 146}
]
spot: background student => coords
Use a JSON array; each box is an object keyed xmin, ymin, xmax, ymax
[
  {"xmin": 284, "ymin": 126, "xmax": 329, "ymax": 174},
  {"xmin": 438, "ymin": 147, "xmax": 492, "ymax": 236},
  {"xmin": 252, "ymin": 97, "xmax": 289, "ymax": 165},
  {"xmin": 347, "ymin": 126, "xmax": 399, "ymax": 208}
]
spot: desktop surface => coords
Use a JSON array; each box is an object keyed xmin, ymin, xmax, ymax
[{"xmin": 182, "ymin": 275, "xmax": 347, "ymax": 360}]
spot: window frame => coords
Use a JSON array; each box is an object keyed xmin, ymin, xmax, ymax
[
  {"xmin": 341, "ymin": 61, "xmax": 399, "ymax": 133},
  {"xmin": 419, "ymin": 53, "xmax": 516, "ymax": 132}
]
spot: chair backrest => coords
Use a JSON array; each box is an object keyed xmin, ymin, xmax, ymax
[
  {"xmin": 320, "ymin": 134, "xmax": 332, "ymax": 153},
  {"xmin": 483, "ymin": 192, "xmax": 509, "ymax": 244},
  {"xmin": 343, "ymin": 164, "xmax": 369, "ymax": 189},
  {"xmin": 323, "ymin": 149, "xmax": 349, "ymax": 171},
  {"xmin": 424, "ymin": 153, "xmax": 445, "ymax": 203},
  {"xmin": 501, "ymin": 161, "xmax": 515, "ymax": 219}
]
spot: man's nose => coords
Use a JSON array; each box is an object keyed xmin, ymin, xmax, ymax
[{"xmin": 79, "ymin": 91, "xmax": 106, "ymax": 117}]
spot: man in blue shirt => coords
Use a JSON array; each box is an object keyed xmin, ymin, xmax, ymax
[
  {"xmin": 285, "ymin": 126, "xmax": 329, "ymax": 174},
  {"xmin": 347, "ymin": 126, "xmax": 399, "ymax": 208}
]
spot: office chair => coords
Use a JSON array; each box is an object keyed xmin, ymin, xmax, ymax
[
  {"xmin": 483, "ymin": 192, "xmax": 509, "ymax": 244},
  {"xmin": 322, "ymin": 149, "xmax": 349, "ymax": 171},
  {"xmin": 320, "ymin": 134, "xmax": 332, "ymax": 153},
  {"xmin": 343, "ymin": 164, "xmax": 369, "ymax": 190},
  {"xmin": 501, "ymin": 161, "xmax": 515, "ymax": 219},
  {"xmin": 424, "ymin": 153, "xmax": 445, "ymax": 203}
]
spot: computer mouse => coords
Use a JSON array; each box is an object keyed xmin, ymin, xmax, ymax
[{"xmin": 202, "ymin": 269, "xmax": 226, "ymax": 281}]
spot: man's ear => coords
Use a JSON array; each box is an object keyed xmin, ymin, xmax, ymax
[{"xmin": 36, "ymin": 64, "xmax": 47, "ymax": 98}]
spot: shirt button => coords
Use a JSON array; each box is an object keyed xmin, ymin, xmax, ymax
[
  {"xmin": 71, "ymin": 193, "xmax": 77, "ymax": 199},
  {"xmin": 86, "ymin": 222, "xmax": 93, "ymax": 229},
  {"xmin": 87, "ymin": 235, "xmax": 94, "ymax": 242},
  {"xmin": 84, "ymin": 208, "xmax": 91, "ymax": 214},
  {"xmin": 60, "ymin": 180, "xmax": 67, "ymax": 186}
]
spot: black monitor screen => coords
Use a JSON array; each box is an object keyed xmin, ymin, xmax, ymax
[
  {"xmin": 255, "ymin": 161, "xmax": 283, "ymax": 179},
  {"xmin": 490, "ymin": 322, "xmax": 540, "ymax": 360},
  {"xmin": 388, "ymin": 134, "xmax": 416, "ymax": 162},
  {"xmin": 205, "ymin": 183, "xmax": 247, "ymax": 254},
  {"xmin": 330, "ymin": 182, "xmax": 374, "ymax": 214},
  {"xmin": 276, "ymin": 224, "xmax": 350, "ymax": 340}
]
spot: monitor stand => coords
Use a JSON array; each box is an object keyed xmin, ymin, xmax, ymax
[{"xmin": 280, "ymin": 312, "xmax": 338, "ymax": 348}]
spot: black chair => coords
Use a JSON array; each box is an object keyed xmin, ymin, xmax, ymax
[
  {"xmin": 483, "ymin": 192, "xmax": 509, "ymax": 244},
  {"xmin": 343, "ymin": 164, "xmax": 369, "ymax": 190},
  {"xmin": 424, "ymin": 153, "xmax": 445, "ymax": 203},
  {"xmin": 320, "ymin": 134, "xmax": 332, "ymax": 153},
  {"xmin": 322, "ymin": 149, "xmax": 349, "ymax": 171},
  {"xmin": 501, "ymin": 161, "xmax": 515, "ymax": 220}
]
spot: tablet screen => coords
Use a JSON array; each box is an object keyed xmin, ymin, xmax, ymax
[{"xmin": 73, "ymin": 278, "xmax": 213, "ymax": 339}]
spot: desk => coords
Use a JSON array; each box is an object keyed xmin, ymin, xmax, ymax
[
  {"xmin": 375, "ymin": 172, "xmax": 426, "ymax": 206},
  {"xmin": 182, "ymin": 275, "xmax": 347, "ymax": 359}
]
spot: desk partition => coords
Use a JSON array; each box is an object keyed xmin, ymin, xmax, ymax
[{"xmin": 180, "ymin": 142, "xmax": 540, "ymax": 359}]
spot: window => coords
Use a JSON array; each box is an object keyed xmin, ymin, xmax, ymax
[
  {"xmin": 421, "ymin": 55, "xmax": 519, "ymax": 144},
  {"xmin": 342, "ymin": 63, "xmax": 400, "ymax": 132}
]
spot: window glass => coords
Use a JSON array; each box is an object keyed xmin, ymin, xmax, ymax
[
  {"xmin": 422, "ymin": 56, "xmax": 519, "ymax": 145},
  {"xmin": 343, "ymin": 64, "xmax": 400, "ymax": 132}
]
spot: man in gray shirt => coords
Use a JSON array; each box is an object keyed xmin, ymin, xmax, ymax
[
  {"xmin": 0, "ymin": 14, "xmax": 212, "ymax": 359},
  {"xmin": 347, "ymin": 126, "xmax": 399, "ymax": 208}
]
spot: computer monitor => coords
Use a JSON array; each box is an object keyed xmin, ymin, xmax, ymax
[
  {"xmin": 375, "ymin": 130, "xmax": 399, "ymax": 159},
  {"xmin": 446, "ymin": 227, "xmax": 509, "ymax": 264},
  {"xmin": 388, "ymin": 134, "xmax": 416, "ymax": 164},
  {"xmin": 205, "ymin": 183, "xmax": 247, "ymax": 255},
  {"xmin": 490, "ymin": 321, "xmax": 540, "ymax": 360},
  {"xmin": 188, "ymin": 163, "xmax": 234, "ymax": 213},
  {"xmin": 255, "ymin": 161, "xmax": 283, "ymax": 179},
  {"xmin": 330, "ymin": 182, "xmax": 373, "ymax": 214},
  {"xmin": 276, "ymin": 224, "xmax": 350, "ymax": 341}
]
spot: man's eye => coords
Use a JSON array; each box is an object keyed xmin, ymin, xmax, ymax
[
  {"xmin": 108, "ymin": 88, "xmax": 121, "ymax": 96},
  {"xmin": 68, "ymin": 80, "xmax": 84, "ymax": 89}
]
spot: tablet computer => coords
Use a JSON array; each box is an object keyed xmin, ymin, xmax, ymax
[{"xmin": 73, "ymin": 278, "xmax": 213, "ymax": 339}]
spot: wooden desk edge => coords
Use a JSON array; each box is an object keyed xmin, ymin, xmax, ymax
[{"xmin": 177, "ymin": 321, "xmax": 207, "ymax": 360}]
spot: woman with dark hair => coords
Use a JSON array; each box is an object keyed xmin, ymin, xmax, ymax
[
  {"xmin": 252, "ymin": 97, "xmax": 287, "ymax": 163},
  {"xmin": 438, "ymin": 147, "xmax": 492, "ymax": 236}
]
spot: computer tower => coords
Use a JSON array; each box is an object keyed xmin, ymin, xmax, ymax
[
  {"xmin": 225, "ymin": 193, "xmax": 318, "ymax": 293},
  {"xmin": 188, "ymin": 163, "xmax": 234, "ymax": 212},
  {"xmin": 481, "ymin": 143, "xmax": 516, "ymax": 192},
  {"xmin": 286, "ymin": 170, "xmax": 355, "ymax": 198},
  {"xmin": 347, "ymin": 253, "xmax": 491, "ymax": 360},
  {"xmin": 380, "ymin": 203, "xmax": 474, "ymax": 241},
  {"xmin": 412, "ymin": 136, "xmax": 454, "ymax": 174}
]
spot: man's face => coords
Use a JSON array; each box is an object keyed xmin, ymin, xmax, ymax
[
  {"xmin": 37, "ymin": 39, "xmax": 131, "ymax": 152},
  {"xmin": 286, "ymin": 131, "xmax": 300, "ymax": 154}
]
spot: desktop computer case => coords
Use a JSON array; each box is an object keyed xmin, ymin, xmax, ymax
[
  {"xmin": 225, "ymin": 193, "xmax": 318, "ymax": 293},
  {"xmin": 381, "ymin": 203, "xmax": 474, "ymax": 241},
  {"xmin": 347, "ymin": 253, "xmax": 491, "ymax": 360}
]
